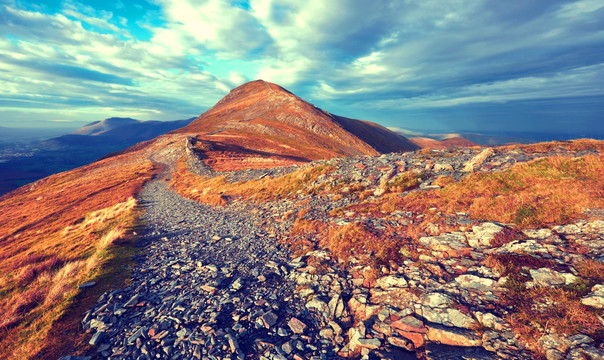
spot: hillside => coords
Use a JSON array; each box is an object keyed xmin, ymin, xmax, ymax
[
  {"xmin": 174, "ymin": 80, "xmax": 418, "ymax": 170},
  {"xmin": 0, "ymin": 80, "xmax": 602, "ymax": 360}
]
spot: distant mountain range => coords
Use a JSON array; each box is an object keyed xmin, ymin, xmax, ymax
[
  {"xmin": 0, "ymin": 117, "xmax": 194, "ymax": 195},
  {"xmin": 0, "ymin": 126, "xmax": 73, "ymax": 142}
]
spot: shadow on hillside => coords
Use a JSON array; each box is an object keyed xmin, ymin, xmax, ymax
[{"xmin": 192, "ymin": 139, "xmax": 312, "ymax": 164}]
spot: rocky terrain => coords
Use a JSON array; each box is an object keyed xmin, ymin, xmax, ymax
[{"xmin": 66, "ymin": 142, "xmax": 604, "ymax": 360}]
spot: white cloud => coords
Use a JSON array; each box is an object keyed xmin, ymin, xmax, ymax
[
  {"xmin": 153, "ymin": 0, "xmax": 271, "ymax": 57},
  {"xmin": 362, "ymin": 63, "xmax": 604, "ymax": 110}
]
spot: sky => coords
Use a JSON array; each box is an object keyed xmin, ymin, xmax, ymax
[{"xmin": 1, "ymin": 0, "xmax": 603, "ymax": 137}]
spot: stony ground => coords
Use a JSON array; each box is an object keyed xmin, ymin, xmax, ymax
[{"xmin": 67, "ymin": 145, "xmax": 604, "ymax": 360}]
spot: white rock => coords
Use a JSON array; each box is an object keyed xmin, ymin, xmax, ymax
[
  {"xmin": 454, "ymin": 274, "xmax": 496, "ymax": 292},
  {"xmin": 462, "ymin": 148, "xmax": 494, "ymax": 172},
  {"xmin": 467, "ymin": 222, "xmax": 504, "ymax": 247},
  {"xmin": 375, "ymin": 275, "xmax": 408, "ymax": 289},
  {"xmin": 581, "ymin": 284, "xmax": 604, "ymax": 309},
  {"xmin": 529, "ymin": 268, "xmax": 578, "ymax": 287},
  {"xmin": 420, "ymin": 292, "xmax": 453, "ymax": 308}
]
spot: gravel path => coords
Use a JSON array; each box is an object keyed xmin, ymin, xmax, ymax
[{"xmin": 79, "ymin": 153, "xmax": 346, "ymax": 360}]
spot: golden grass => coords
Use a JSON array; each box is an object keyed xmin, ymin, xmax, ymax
[
  {"xmin": 0, "ymin": 152, "xmax": 156, "ymax": 360},
  {"xmin": 482, "ymin": 252, "xmax": 604, "ymax": 354},
  {"xmin": 498, "ymin": 138, "xmax": 604, "ymax": 153},
  {"xmin": 381, "ymin": 171, "xmax": 424, "ymax": 193},
  {"xmin": 403, "ymin": 155, "xmax": 604, "ymax": 228},
  {"xmin": 171, "ymin": 158, "xmax": 334, "ymax": 204},
  {"xmin": 507, "ymin": 286, "xmax": 602, "ymax": 355},
  {"xmin": 287, "ymin": 210, "xmax": 420, "ymax": 268}
]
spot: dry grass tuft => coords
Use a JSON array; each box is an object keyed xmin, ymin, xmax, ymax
[
  {"xmin": 506, "ymin": 287, "xmax": 602, "ymax": 354},
  {"xmin": 171, "ymin": 158, "xmax": 334, "ymax": 204},
  {"xmin": 490, "ymin": 227, "xmax": 524, "ymax": 247},
  {"xmin": 574, "ymin": 259, "xmax": 604, "ymax": 282},
  {"xmin": 499, "ymin": 138, "xmax": 604, "ymax": 153},
  {"xmin": 483, "ymin": 252, "xmax": 604, "ymax": 354},
  {"xmin": 381, "ymin": 171, "xmax": 425, "ymax": 193}
]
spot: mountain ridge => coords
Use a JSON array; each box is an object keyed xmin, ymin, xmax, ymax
[{"xmin": 0, "ymin": 80, "xmax": 602, "ymax": 360}]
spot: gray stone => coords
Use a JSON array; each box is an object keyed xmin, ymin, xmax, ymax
[
  {"xmin": 420, "ymin": 292, "xmax": 453, "ymax": 308},
  {"xmin": 529, "ymin": 268, "xmax": 578, "ymax": 287},
  {"xmin": 467, "ymin": 222, "xmax": 503, "ymax": 247},
  {"xmin": 375, "ymin": 275, "xmax": 408, "ymax": 289},
  {"xmin": 387, "ymin": 336, "xmax": 414, "ymax": 351},
  {"xmin": 462, "ymin": 148, "xmax": 494, "ymax": 172},
  {"xmin": 288, "ymin": 317, "xmax": 307, "ymax": 334},
  {"xmin": 327, "ymin": 294, "xmax": 345, "ymax": 319},
  {"xmin": 305, "ymin": 297, "xmax": 330, "ymax": 319},
  {"xmin": 127, "ymin": 327, "xmax": 145, "ymax": 344},
  {"xmin": 231, "ymin": 278, "xmax": 243, "ymax": 291},
  {"xmin": 422, "ymin": 306, "xmax": 477, "ymax": 329},
  {"xmin": 89, "ymin": 330, "xmax": 106, "ymax": 346},
  {"xmin": 78, "ymin": 281, "xmax": 96, "ymax": 289},
  {"xmin": 260, "ymin": 311, "xmax": 278, "ymax": 328},
  {"xmin": 454, "ymin": 274, "xmax": 496, "ymax": 292},
  {"xmin": 426, "ymin": 324, "xmax": 482, "ymax": 347},
  {"xmin": 281, "ymin": 341, "xmax": 293, "ymax": 354},
  {"xmin": 581, "ymin": 284, "xmax": 604, "ymax": 309}
]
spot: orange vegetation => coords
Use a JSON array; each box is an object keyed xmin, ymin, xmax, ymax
[
  {"xmin": 403, "ymin": 155, "xmax": 604, "ymax": 228},
  {"xmin": 410, "ymin": 136, "xmax": 479, "ymax": 149},
  {"xmin": 288, "ymin": 210, "xmax": 425, "ymax": 267},
  {"xmin": 0, "ymin": 152, "xmax": 156, "ymax": 360},
  {"xmin": 484, "ymin": 254, "xmax": 603, "ymax": 354},
  {"xmin": 170, "ymin": 158, "xmax": 334, "ymax": 204},
  {"xmin": 498, "ymin": 138, "xmax": 604, "ymax": 153}
]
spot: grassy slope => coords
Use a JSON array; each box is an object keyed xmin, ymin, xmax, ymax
[{"xmin": 0, "ymin": 150, "xmax": 156, "ymax": 359}]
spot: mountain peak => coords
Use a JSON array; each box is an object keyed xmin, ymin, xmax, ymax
[
  {"xmin": 210, "ymin": 79, "xmax": 296, "ymax": 111},
  {"xmin": 73, "ymin": 117, "xmax": 140, "ymax": 136},
  {"xmin": 174, "ymin": 81, "xmax": 417, "ymax": 170}
]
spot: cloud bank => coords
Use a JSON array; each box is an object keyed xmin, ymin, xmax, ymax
[{"xmin": 0, "ymin": 0, "xmax": 603, "ymax": 136}]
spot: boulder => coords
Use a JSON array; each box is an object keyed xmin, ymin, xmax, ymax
[
  {"xmin": 375, "ymin": 275, "xmax": 408, "ymax": 289},
  {"xmin": 467, "ymin": 222, "xmax": 504, "ymax": 247},
  {"xmin": 581, "ymin": 284, "xmax": 604, "ymax": 309},
  {"xmin": 529, "ymin": 268, "xmax": 578, "ymax": 287},
  {"xmin": 454, "ymin": 274, "xmax": 496, "ymax": 292},
  {"xmin": 426, "ymin": 324, "xmax": 482, "ymax": 347}
]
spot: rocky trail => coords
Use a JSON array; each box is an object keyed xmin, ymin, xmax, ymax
[
  {"xmin": 74, "ymin": 150, "xmax": 360, "ymax": 360},
  {"xmin": 69, "ymin": 144, "xmax": 604, "ymax": 360}
]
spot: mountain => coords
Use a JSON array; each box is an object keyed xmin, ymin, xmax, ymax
[
  {"xmin": 2, "ymin": 80, "xmax": 602, "ymax": 360},
  {"xmin": 174, "ymin": 80, "xmax": 418, "ymax": 170},
  {"xmin": 47, "ymin": 118, "xmax": 194, "ymax": 147},
  {"xmin": 71, "ymin": 117, "xmax": 140, "ymax": 136},
  {"xmin": 0, "ymin": 118, "xmax": 194, "ymax": 196}
]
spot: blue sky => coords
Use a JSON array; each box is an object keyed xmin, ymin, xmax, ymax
[{"xmin": 0, "ymin": 0, "xmax": 603, "ymax": 137}]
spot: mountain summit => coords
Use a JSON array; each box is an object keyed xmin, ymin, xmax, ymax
[{"xmin": 174, "ymin": 80, "xmax": 418, "ymax": 169}]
